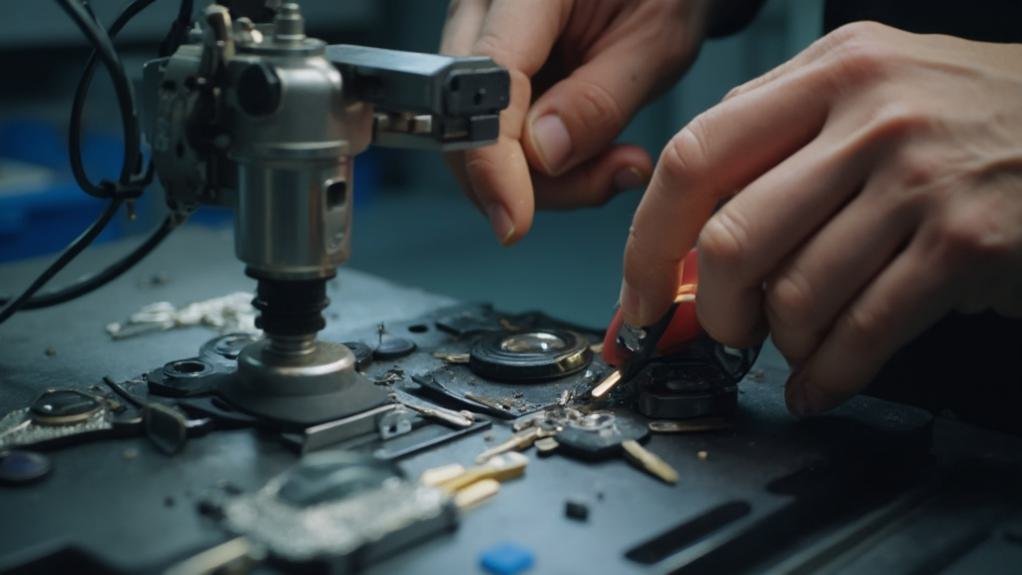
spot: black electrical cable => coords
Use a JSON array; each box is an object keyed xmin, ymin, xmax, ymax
[
  {"xmin": 64, "ymin": 0, "xmax": 146, "ymax": 198},
  {"xmin": 0, "ymin": 0, "xmax": 189, "ymax": 324},
  {"xmin": 6, "ymin": 215, "xmax": 180, "ymax": 311},
  {"xmin": 0, "ymin": 200, "xmax": 123, "ymax": 324}
]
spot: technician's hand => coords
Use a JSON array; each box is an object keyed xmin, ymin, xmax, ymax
[
  {"xmin": 440, "ymin": 0, "xmax": 710, "ymax": 244},
  {"xmin": 620, "ymin": 22, "xmax": 1022, "ymax": 416}
]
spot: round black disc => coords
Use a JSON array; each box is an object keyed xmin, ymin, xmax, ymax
[
  {"xmin": 374, "ymin": 337, "xmax": 417, "ymax": 360},
  {"xmin": 469, "ymin": 329, "xmax": 592, "ymax": 382},
  {"xmin": 30, "ymin": 389, "xmax": 101, "ymax": 425},
  {"xmin": 0, "ymin": 451, "xmax": 52, "ymax": 485}
]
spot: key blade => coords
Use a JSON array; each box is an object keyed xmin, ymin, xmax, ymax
[
  {"xmin": 590, "ymin": 369, "xmax": 623, "ymax": 399},
  {"xmin": 622, "ymin": 440, "xmax": 678, "ymax": 484}
]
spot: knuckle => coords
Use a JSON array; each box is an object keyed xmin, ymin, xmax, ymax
[
  {"xmin": 473, "ymin": 31, "xmax": 516, "ymax": 65},
  {"xmin": 817, "ymin": 23, "xmax": 895, "ymax": 88},
  {"xmin": 661, "ymin": 116, "xmax": 712, "ymax": 184},
  {"xmin": 572, "ymin": 79, "xmax": 627, "ymax": 133},
  {"xmin": 930, "ymin": 208, "xmax": 1011, "ymax": 265},
  {"xmin": 866, "ymin": 103, "xmax": 932, "ymax": 143},
  {"xmin": 697, "ymin": 209, "xmax": 750, "ymax": 271},
  {"xmin": 766, "ymin": 271, "xmax": 815, "ymax": 329},
  {"xmin": 841, "ymin": 304, "xmax": 884, "ymax": 347},
  {"xmin": 891, "ymin": 145, "xmax": 940, "ymax": 189}
]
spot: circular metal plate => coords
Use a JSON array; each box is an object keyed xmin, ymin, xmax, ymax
[
  {"xmin": 469, "ymin": 329, "xmax": 592, "ymax": 382},
  {"xmin": 30, "ymin": 389, "xmax": 102, "ymax": 426}
]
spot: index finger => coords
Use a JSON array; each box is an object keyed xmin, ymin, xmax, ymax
[
  {"xmin": 443, "ymin": 0, "xmax": 571, "ymax": 243},
  {"xmin": 620, "ymin": 68, "xmax": 830, "ymax": 326}
]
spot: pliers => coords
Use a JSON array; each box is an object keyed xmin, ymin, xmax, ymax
[{"xmin": 591, "ymin": 249, "xmax": 702, "ymax": 398}]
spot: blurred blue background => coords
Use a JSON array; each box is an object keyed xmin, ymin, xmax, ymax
[{"xmin": 0, "ymin": 0, "xmax": 822, "ymax": 326}]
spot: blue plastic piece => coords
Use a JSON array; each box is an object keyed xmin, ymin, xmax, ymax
[{"xmin": 479, "ymin": 542, "xmax": 535, "ymax": 575}]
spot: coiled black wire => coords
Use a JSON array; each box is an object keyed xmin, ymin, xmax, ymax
[{"xmin": 0, "ymin": 0, "xmax": 192, "ymax": 325}]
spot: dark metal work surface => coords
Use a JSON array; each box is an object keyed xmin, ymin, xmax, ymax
[{"xmin": 3, "ymin": 227, "xmax": 1022, "ymax": 574}]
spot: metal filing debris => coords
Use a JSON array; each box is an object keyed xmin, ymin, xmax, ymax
[{"xmin": 106, "ymin": 292, "xmax": 258, "ymax": 339}]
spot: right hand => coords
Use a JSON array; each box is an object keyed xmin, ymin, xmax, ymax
[{"xmin": 440, "ymin": 0, "xmax": 711, "ymax": 244}]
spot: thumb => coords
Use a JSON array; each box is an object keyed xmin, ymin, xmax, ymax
[{"xmin": 523, "ymin": 33, "xmax": 689, "ymax": 177}]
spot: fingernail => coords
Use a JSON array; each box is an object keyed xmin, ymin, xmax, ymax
[
  {"xmin": 485, "ymin": 202, "xmax": 515, "ymax": 245},
  {"xmin": 530, "ymin": 114, "xmax": 572, "ymax": 173},
  {"xmin": 613, "ymin": 167, "xmax": 648, "ymax": 191},
  {"xmin": 786, "ymin": 372, "xmax": 826, "ymax": 417}
]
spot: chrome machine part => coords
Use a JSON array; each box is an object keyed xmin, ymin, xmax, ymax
[{"xmin": 142, "ymin": 2, "xmax": 509, "ymax": 426}]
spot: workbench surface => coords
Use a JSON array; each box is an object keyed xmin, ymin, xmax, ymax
[{"xmin": 2, "ymin": 226, "xmax": 1021, "ymax": 574}]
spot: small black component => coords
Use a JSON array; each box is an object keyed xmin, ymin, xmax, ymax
[
  {"xmin": 144, "ymin": 403, "xmax": 189, "ymax": 455},
  {"xmin": 636, "ymin": 386, "xmax": 738, "ymax": 420},
  {"xmin": 196, "ymin": 499, "xmax": 224, "ymax": 520},
  {"xmin": 564, "ymin": 498, "xmax": 589, "ymax": 521},
  {"xmin": 30, "ymin": 389, "xmax": 101, "ymax": 425},
  {"xmin": 0, "ymin": 450, "xmax": 52, "ymax": 485},
  {"xmin": 469, "ymin": 329, "xmax": 592, "ymax": 382},
  {"xmin": 343, "ymin": 341, "xmax": 374, "ymax": 369},
  {"xmin": 374, "ymin": 338, "xmax": 417, "ymax": 360},
  {"xmin": 236, "ymin": 62, "xmax": 282, "ymax": 117}
]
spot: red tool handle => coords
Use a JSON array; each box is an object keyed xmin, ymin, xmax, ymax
[{"xmin": 602, "ymin": 249, "xmax": 702, "ymax": 367}]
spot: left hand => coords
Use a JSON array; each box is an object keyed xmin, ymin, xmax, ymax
[{"xmin": 620, "ymin": 22, "xmax": 1022, "ymax": 416}]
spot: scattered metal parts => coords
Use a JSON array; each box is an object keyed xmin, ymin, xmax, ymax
[
  {"xmin": 437, "ymin": 452, "xmax": 528, "ymax": 492},
  {"xmin": 454, "ymin": 478, "xmax": 500, "ymax": 510},
  {"xmin": 622, "ymin": 440, "xmax": 678, "ymax": 485},
  {"xmin": 475, "ymin": 427, "xmax": 550, "ymax": 464},
  {"xmin": 555, "ymin": 410, "xmax": 649, "ymax": 460},
  {"xmin": 374, "ymin": 369, "xmax": 405, "ymax": 386},
  {"xmin": 468, "ymin": 329, "xmax": 592, "ymax": 382},
  {"xmin": 590, "ymin": 369, "xmax": 622, "ymax": 399},
  {"xmin": 433, "ymin": 351, "xmax": 471, "ymax": 364},
  {"xmin": 164, "ymin": 536, "xmax": 262, "ymax": 575},
  {"xmin": 464, "ymin": 392, "xmax": 512, "ymax": 415},
  {"xmin": 0, "ymin": 450, "xmax": 52, "ymax": 485},
  {"xmin": 391, "ymin": 393, "xmax": 473, "ymax": 428},
  {"xmin": 377, "ymin": 407, "xmax": 415, "ymax": 440},
  {"xmin": 648, "ymin": 418, "xmax": 733, "ymax": 434},
  {"xmin": 221, "ymin": 451, "xmax": 457, "ymax": 567},
  {"xmin": 564, "ymin": 498, "xmax": 589, "ymax": 521},
  {"xmin": 420, "ymin": 463, "xmax": 466, "ymax": 487},
  {"xmin": 697, "ymin": 450, "xmax": 709, "ymax": 461},
  {"xmin": 374, "ymin": 337, "xmax": 417, "ymax": 360},
  {"xmin": 534, "ymin": 437, "xmax": 559, "ymax": 456},
  {"xmin": 557, "ymin": 389, "xmax": 572, "ymax": 407},
  {"xmin": 106, "ymin": 291, "xmax": 258, "ymax": 340}
]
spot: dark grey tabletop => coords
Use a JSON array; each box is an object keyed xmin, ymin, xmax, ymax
[{"xmin": 2, "ymin": 227, "xmax": 1021, "ymax": 575}]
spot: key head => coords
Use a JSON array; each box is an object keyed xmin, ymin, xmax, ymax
[{"xmin": 555, "ymin": 410, "xmax": 649, "ymax": 460}]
